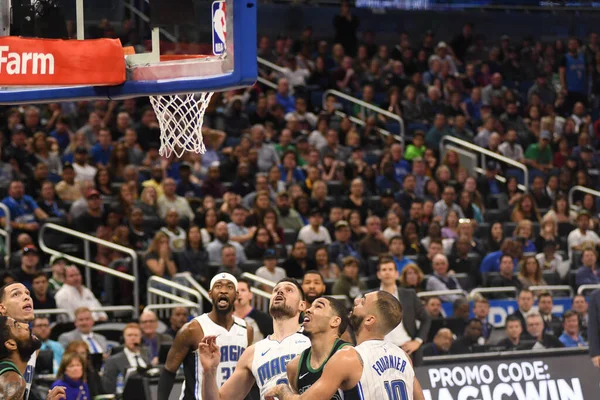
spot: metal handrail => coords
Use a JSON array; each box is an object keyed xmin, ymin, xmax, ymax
[
  {"xmin": 417, "ymin": 290, "xmax": 467, "ymax": 298},
  {"xmin": 257, "ymin": 57, "xmax": 287, "ymax": 75},
  {"xmin": 147, "ymin": 288, "xmax": 199, "ymax": 309},
  {"xmin": 440, "ymin": 135, "xmax": 529, "ymax": 192},
  {"xmin": 241, "ymin": 272, "xmax": 277, "ymax": 288},
  {"xmin": 0, "ymin": 203, "xmax": 11, "ymax": 259},
  {"xmin": 323, "ymin": 89, "xmax": 405, "ymax": 145},
  {"xmin": 35, "ymin": 305, "xmax": 135, "ymax": 316},
  {"xmin": 257, "ymin": 76, "xmax": 277, "ymax": 90},
  {"xmin": 470, "ymin": 287, "xmax": 519, "ymax": 297},
  {"xmin": 144, "ymin": 303, "xmax": 199, "ymax": 312},
  {"xmin": 147, "ymin": 276, "xmax": 203, "ymax": 303},
  {"xmin": 568, "ymin": 185, "xmax": 600, "ymax": 209},
  {"xmin": 38, "ymin": 223, "xmax": 139, "ymax": 317},
  {"xmin": 577, "ymin": 284, "xmax": 600, "ymax": 295},
  {"xmin": 529, "ymin": 285, "xmax": 574, "ymax": 297},
  {"xmin": 250, "ymin": 287, "xmax": 272, "ymax": 313},
  {"xmin": 333, "ymin": 110, "xmax": 402, "ymax": 146},
  {"xmin": 174, "ymin": 272, "xmax": 211, "ymax": 301}
]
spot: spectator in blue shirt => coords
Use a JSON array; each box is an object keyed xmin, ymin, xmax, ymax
[
  {"xmin": 1, "ymin": 180, "xmax": 48, "ymax": 236},
  {"xmin": 279, "ymin": 151, "xmax": 306, "ymax": 184},
  {"xmin": 390, "ymin": 143, "xmax": 411, "ymax": 183},
  {"xmin": 388, "ymin": 235, "xmax": 414, "ymax": 274},
  {"xmin": 49, "ymin": 116, "xmax": 71, "ymax": 152},
  {"xmin": 275, "ymin": 78, "xmax": 296, "ymax": 114},
  {"xmin": 559, "ymin": 310, "xmax": 587, "ymax": 347},
  {"xmin": 90, "ymin": 128, "xmax": 113, "ymax": 167},
  {"xmin": 480, "ymin": 238, "xmax": 519, "ymax": 274},
  {"xmin": 176, "ymin": 163, "xmax": 203, "ymax": 198},
  {"xmin": 575, "ymin": 248, "xmax": 600, "ymax": 287},
  {"xmin": 32, "ymin": 316, "xmax": 64, "ymax": 374}
]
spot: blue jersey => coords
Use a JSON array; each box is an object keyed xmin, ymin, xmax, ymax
[{"xmin": 565, "ymin": 52, "xmax": 587, "ymax": 94}]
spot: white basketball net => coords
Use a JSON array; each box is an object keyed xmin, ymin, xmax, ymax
[{"xmin": 149, "ymin": 92, "xmax": 215, "ymax": 158}]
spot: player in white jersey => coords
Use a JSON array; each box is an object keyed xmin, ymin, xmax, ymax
[
  {"xmin": 157, "ymin": 273, "xmax": 253, "ymax": 400},
  {"xmin": 199, "ymin": 278, "xmax": 311, "ymax": 400},
  {"xmin": 265, "ymin": 291, "xmax": 425, "ymax": 400},
  {"xmin": 0, "ymin": 282, "xmax": 66, "ymax": 400}
]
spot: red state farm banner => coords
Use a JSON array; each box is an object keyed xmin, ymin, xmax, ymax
[{"xmin": 0, "ymin": 37, "xmax": 126, "ymax": 86}]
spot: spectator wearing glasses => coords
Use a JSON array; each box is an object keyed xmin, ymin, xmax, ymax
[
  {"xmin": 32, "ymin": 316, "xmax": 64, "ymax": 374},
  {"xmin": 139, "ymin": 310, "xmax": 173, "ymax": 366},
  {"xmin": 559, "ymin": 310, "xmax": 587, "ymax": 348}
]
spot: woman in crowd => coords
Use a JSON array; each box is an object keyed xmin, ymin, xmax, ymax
[
  {"xmin": 175, "ymin": 225, "xmax": 208, "ymax": 285},
  {"xmin": 245, "ymin": 226, "xmax": 277, "ymax": 260},
  {"xmin": 544, "ymin": 193, "xmax": 577, "ymax": 224},
  {"xmin": 518, "ymin": 256, "xmax": 547, "ymax": 290},
  {"xmin": 314, "ymin": 246, "xmax": 340, "ymax": 279},
  {"xmin": 262, "ymin": 208, "xmax": 284, "ymax": 245},
  {"xmin": 442, "ymin": 210, "xmax": 460, "ymax": 240},
  {"xmin": 383, "ymin": 211, "xmax": 402, "ymax": 240},
  {"xmin": 135, "ymin": 187, "xmax": 159, "ymax": 218},
  {"xmin": 200, "ymin": 208, "xmax": 219, "ymax": 245},
  {"xmin": 536, "ymin": 214, "xmax": 558, "ymax": 252},
  {"xmin": 513, "ymin": 219, "xmax": 537, "ymax": 253},
  {"xmin": 399, "ymin": 264, "xmax": 425, "ymax": 292},
  {"xmin": 51, "ymin": 353, "xmax": 91, "ymax": 400},
  {"xmin": 511, "ymin": 193, "xmax": 541, "ymax": 223},
  {"xmin": 144, "ymin": 231, "xmax": 178, "ymax": 281},
  {"xmin": 487, "ymin": 222, "xmax": 505, "ymax": 252}
]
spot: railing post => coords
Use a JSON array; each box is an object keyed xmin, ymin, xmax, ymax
[
  {"xmin": 0, "ymin": 203, "xmax": 11, "ymax": 260},
  {"xmin": 83, "ymin": 240, "xmax": 92, "ymax": 290}
]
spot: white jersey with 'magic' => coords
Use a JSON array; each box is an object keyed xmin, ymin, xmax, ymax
[
  {"xmin": 180, "ymin": 314, "xmax": 248, "ymax": 400},
  {"xmin": 251, "ymin": 332, "xmax": 310, "ymax": 399},
  {"xmin": 354, "ymin": 340, "xmax": 414, "ymax": 400}
]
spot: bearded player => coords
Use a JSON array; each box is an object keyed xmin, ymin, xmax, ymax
[
  {"xmin": 265, "ymin": 291, "xmax": 425, "ymax": 400},
  {"xmin": 199, "ymin": 278, "xmax": 311, "ymax": 400},
  {"xmin": 0, "ymin": 283, "xmax": 66, "ymax": 400},
  {"xmin": 158, "ymin": 273, "xmax": 253, "ymax": 399},
  {"xmin": 286, "ymin": 296, "xmax": 360, "ymax": 399}
]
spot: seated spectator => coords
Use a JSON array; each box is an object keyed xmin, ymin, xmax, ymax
[
  {"xmin": 404, "ymin": 131, "xmax": 426, "ymax": 161},
  {"xmin": 449, "ymin": 319, "xmax": 484, "ymax": 355},
  {"xmin": 58, "ymin": 307, "xmax": 108, "ymax": 352},
  {"xmin": 314, "ymin": 246, "xmax": 340, "ymax": 280},
  {"xmin": 176, "ymin": 163, "xmax": 202, "ymax": 198},
  {"xmin": 348, "ymin": 210, "xmax": 367, "ymax": 243},
  {"xmin": 228, "ymin": 205, "xmax": 255, "ymax": 244},
  {"xmin": 94, "ymin": 167, "xmax": 116, "ymax": 199},
  {"xmin": 103, "ymin": 323, "xmax": 151, "ymax": 393},
  {"xmin": 524, "ymin": 130, "xmax": 553, "ymax": 173},
  {"xmin": 51, "ymin": 353, "xmax": 91, "ymax": 400},
  {"xmin": 31, "ymin": 272, "xmax": 57, "ymax": 311},
  {"xmin": 135, "ymin": 186, "xmax": 160, "ymax": 219},
  {"xmin": 142, "ymin": 165, "xmax": 165, "ymax": 198},
  {"xmin": 175, "ymin": 225, "xmax": 208, "ymax": 284},
  {"xmin": 279, "ymin": 151, "xmax": 305, "ymax": 184},
  {"xmin": 1, "ymin": 180, "xmax": 48, "ymax": 235},
  {"xmin": 424, "ymin": 296, "xmax": 444, "ymax": 319},
  {"xmin": 233, "ymin": 278, "xmax": 273, "ymax": 343},
  {"xmin": 297, "ymin": 209, "xmax": 332, "ymax": 245},
  {"xmin": 536, "ymin": 215, "xmax": 559, "ymax": 253},
  {"xmin": 245, "ymin": 226, "xmax": 276, "ymax": 261},
  {"xmin": 358, "ymin": 216, "xmax": 389, "ymax": 259},
  {"xmin": 537, "ymin": 292, "xmax": 563, "ymax": 338},
  {"xmin": 530, "ymin": 175, "xmax": 552, "ymax": 210},
  {"xmin": 572, "ymin": 295, "xmax": 589, "ymax": 339},
  {"xmin": 157, "ymin": 178, "xmax": 195, "ymax": 222},
  {"xmin": 567, "ymin": 211, "xmax": 600, "ymax": 258},
  {"xmin": 261, "ymin": 208, "xmax": 284, "ymax": 245},
  {"xmin": 423, "ymin": 328, "xmax": 453, "ymax": 357},
  {"xmin": 421, "ymin": 239, "xmax": 445, "ymax": 275},
  {"xmin": 458, "ymin": 192, "xmax": 483, "ymax": 225},
  {"xmin": 387, "ymin": 235, "xmax": 414, "ymax": 274},
  {"xmin": 476, "ymin": 161, "xmax": 505, "ymax": 207},
  {"xmin": 488, "ymin": 255, "xmax": 523, "ymax": 298},
  {"xmin": 559, "ymin": 310, "xmax": 587, "ymax": 348},
  {"xmin": 55, "ymin": 267, "xmax": 108, "ymax": 322},
  {"xmin": 48, "ymin": 256, "xmax": 66, "ymax": 294},
  {"xmin": 449, "ymin": 237, "xmax": 476, "ymax": 278},
  {"xmin": 332, "ymin": 256, "xmax": 366, "ymax": 302},
  {"xmin": 497, "ymin": 315, "xmax": 528, "ymax": 351},
  {"xmin": 433, "ymin": 186, "xmax": 464, "ymax": 223},
  {"xmin": 275, "ymin": 191, "xmax": 304, "ymax": 232},
  {"xmin": 480, "ymin": 238, "xmax": 517, "ymax": 274},
  {"xmin": 159, "ymin": 209, "xmax": 187, "ymax": 253},
  {"xmin": 255, "ymin": 249, "xmax": 287, "ymax": 290},
  {"xmin": 518, "ymin": 256, "xmax": 547, "ymax": 290},
  {"xmin": 473, "ymin": 297, "xmax": 493, "ymax": 341},
  {"xmin": 426, "ymin": 254, "xmax": 463, "ymax": 302},
  {"xmin": 399, "ymin": 264, "xmax": 425, "ymax": 293},
  {"xmin": 524, "ymin": 313, "xmax": 564, "ymax": 349},
  {"xmin": 32, "ymin": 316, "xmax": 64, "ymax": 374},
  {"xmin": 575, "ymin": 248, "xmax": 600, "ymax": 287},
  {"xmin": 536, "ymin": 240, "xmax": 567, "ymax": 278},
  {"xmin": 425, "ymin": 113, "xmax": 451, "ymax": 148},
  {"xmin": 71, "ymin": 189, "xmax": 103, "ymax": 234},
  {"xmin": 509, "ymin": 289, "xmax": 535, "ymax": 330},
  {"xmin": 280, "ymin": 241, "xmax": 316, "ymax": 279},
  {"xmin": 166, "ymin": 307, "xmax": 189, "ymax": 338},
  {"xmin": 328, "ymin": 220, "xmax": 361, "ymax": 267},
  {"xmin": 217, "ymin": 244, "xmax": 243, "ymax": 277},
  {"xmin": 202, "ymin": 164, "xmax": 227, "ymax": 198},
  {"xmin": 72, "ymin": 146, "xmax": 97, "ymax": 183},
  {"xmin": 206, "ymin": 221, "xmax": 247, "ymax": 264},
  {"xmin": 38, "ymin": 181, "xmax": 67, "ymax": 218},
  {"xmin": 127, "ymin": 207, "xmax": 152, "ymax": 252},
  {"xmin": 144, "ymin": 232, "xmax": 178, "ymax": 282},
  {"xmin": 487, "ymin": 222, "xmax": 505, "ymax": 253},
  {"xmin": 498, "ymin": 129, "xmax": 525, "ymax": 163},
  {"xmin": 55, "ymin": 163, "xmax": 81, "ymax": 202},
  {"xmin": 511, "ymin": 193, "xmax": 541, "ymax": 223},
  {"xmin": 11, "ymin": 245, "xmax": 41, "ymax": 290},
  {"xmin": 441, "ymin": 210, "xmax": 460, "ymax": 240},
  {"xmin": 138, "ymin": 310, "xmax": 172, "ymax": 366}
]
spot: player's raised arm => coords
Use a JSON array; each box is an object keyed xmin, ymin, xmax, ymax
[
  {"xmin": 265, "ymin": 347, "xmax": 362, "ymax": 400},
  {"xmin": 284, "ymin": 355, "xmax": 300, "ymax": 392},
  {"xmin": 158, "ymin": 321, "xmax": 203, "ymax": 399},
  {"xmin": 414, "ymin": 376, "xmax": 425, "ymax": 400},
  {"xmin": 200, "ymin": 336, "xmax": 256, "ymax": 400}
]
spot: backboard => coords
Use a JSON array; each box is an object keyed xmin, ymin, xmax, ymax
[{"xmin": 0, "ymin": 0, "xmax": 257, "ymax": 104}]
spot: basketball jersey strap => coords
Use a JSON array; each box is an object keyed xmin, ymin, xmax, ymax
[
  {"xmin": 297, "ymin": 339, "xmax": 350, "ymax": 391},
  {"xmin": 0, "ymin": 360, "xmax": 22, "ymax": 378}
]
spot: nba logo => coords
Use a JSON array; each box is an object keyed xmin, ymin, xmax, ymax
[{"xmin": 212, "ymin": 1, "xmax": 227, "ymax": 56}]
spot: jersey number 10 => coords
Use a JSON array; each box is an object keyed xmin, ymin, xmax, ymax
[{"xmin": 384, "ymin": 379, "xmax": 408, "ymax": 400}]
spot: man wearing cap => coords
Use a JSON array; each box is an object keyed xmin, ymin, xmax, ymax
[
  {"xmin": 71, "ymin": 189, "xmax": 104, "ymax": 234},
  {"xmin": 482, "ymin": 73, "xmax": 507, "ymax": 106},
  {"xmin": 158, "ymin": 273, "xmax": 253, "ymax": 399},
  {"xmin": 525, "ymin": 130, "xmax": 554, "ymax": 173},
  {"xmin": 297, "ymin": 209, "xmax": 332, "ymax": 245},
  {"xmin": 567, "ymin": 211, "xmax": 600, "ymax": 258},
  {"xmin": 72, "ymin": 146, "xmax": 97, "ymax": 183},
  {"xmin": 176, "ymin": 163, "xmax": 203, "ymax": 198},
  {"xmin": 476, "ymin": 160, "xmax": 505, "ymax": 207},
  {"xmin": 528, "ymin": 72, "xmax": 556, "ymax": 106},
  {"xmin": 498, "ymin": 129, "xmax": 525, "ymax": 163},
  {"xmin": 55, "ymin": 163, "xmax": 81, "ymax": 202},
  {"xmin": 48, "ymin": 256, "xmax": 67, "ymax": 294},
  {"xmin": 328, "ymin": 220, "xmax": 361, "ymax": 267},
  {"xmin": 275, "ymin": 191, "xmax": 304, "ymax": 232},
  {"xmin": 579, "ymin": 145, "xmax": 600, "ymax": 170},
  {"xmin": 11, "ymin": 245, "xmax": 41, "ymax": 291},
  {"xmin": 255, "ymin": 249, "xmax": 287, "ymax": 291}
]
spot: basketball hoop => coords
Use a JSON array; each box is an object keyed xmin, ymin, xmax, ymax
[{"xmin": 149, "ymin": 91, "xmax": 214, "ymax": 158}]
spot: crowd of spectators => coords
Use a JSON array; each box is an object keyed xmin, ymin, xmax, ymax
[{"xmin": 1, "ymin": 2, "xmax": 599, "ymax": 396}]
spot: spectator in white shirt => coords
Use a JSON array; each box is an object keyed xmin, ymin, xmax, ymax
[
  {"xmin": 281, "ymin": 55, "xmax": 310, "ymax": 91},
  {"xmin": 157, "ymin": 178, "xmax": 195, "ymax": 221},
  {"xmin": 55, "ymin": 266, "xmax": 108, "ymax": 322},
  {"xmin": 72, "ymin": 146, "xmax": 97, "ymax": 183},
  {"xmin": 227, "ymin": 205, "xmax": 256, "ymax": 244},
  {"xmin": 297, "ymin": 209, "xmax": 332, "ymax": 245},
  {"xmin": 567, "ymin": 211, "xmax": 600, "ymax": 258},
  {"xmin": 433, "ymin": 186, "xmax": 464, "ymax": 223},
  {"xmin": 255, "ymin": 249, "xmax": 287, "ymax": 291},
  {"xmin": 206, "ymin": 221, "xmax": 247, "ymax": 264},
  {"xmin": 498, "ymin": 129, "xmax": 525, "ymax": 163}
]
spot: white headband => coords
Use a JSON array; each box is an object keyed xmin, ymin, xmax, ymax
[{"xmin": 210, "ymin": 273, "xmax": 238, "ymax": 290}]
